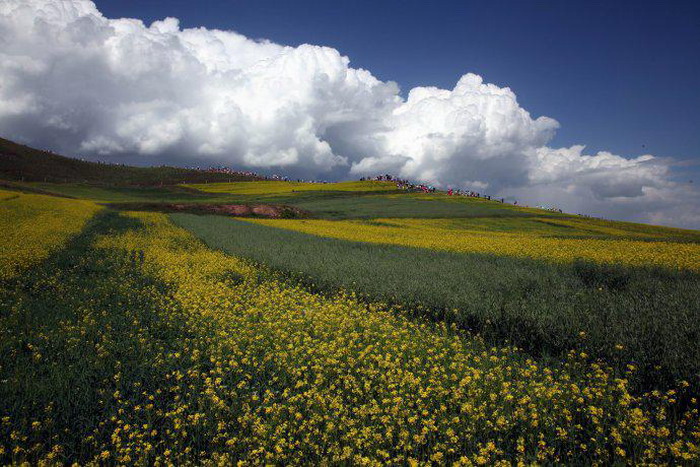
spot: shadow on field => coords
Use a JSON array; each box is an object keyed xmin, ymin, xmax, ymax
[{"xmin": 0, "ymin": 211, "xmax": 189, "ymax": 463}]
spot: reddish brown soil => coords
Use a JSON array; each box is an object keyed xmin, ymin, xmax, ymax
[{"xmin": 108, "ymin": 202, "xmax": 308, "ymax": 218}]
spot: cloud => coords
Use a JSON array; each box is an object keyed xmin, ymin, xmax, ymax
[
  {"xmin": 354, "ymin": 73, "xmax": 560, "ymax": 190},
  {"xmin": 0, "ymin": 0, "xmax": 698, "ymax": 228}
]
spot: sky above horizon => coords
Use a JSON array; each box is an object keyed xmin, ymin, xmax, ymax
[
  {"xmin": 96, "ymin": 0, "xmax": 700, "ymax": 163},
  {"xmin": 1, "ymin": 0, "xmax": 699, "ymax": 228}
]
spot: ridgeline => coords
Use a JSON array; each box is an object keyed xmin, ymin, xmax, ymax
[{"xmin": 0, "ymin": 137, "xmax": 262, "ymax": 185}]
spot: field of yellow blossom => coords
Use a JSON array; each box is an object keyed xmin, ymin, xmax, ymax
[
  {"xmin": 245, "ymin": 216, "xmax": 700, "ymax": 271},
  {"xmin": 173, "ymin": 214, "xmax": 700, "ymax": 392},
  {"xmin": 0, "ymin": 188, "xmax": 101, "ymax": 280},
  {"xmin": 1, "ymin": 208, "xmax": 699, "ymax": 464}
]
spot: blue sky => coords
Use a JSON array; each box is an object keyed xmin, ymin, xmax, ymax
[{"xmin": 95, "ymin": 0, "xmax": 700, "ymax": 168}]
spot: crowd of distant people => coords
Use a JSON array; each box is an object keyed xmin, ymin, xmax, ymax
[
  {"xmin": 201, "ymin": 166, "xmax": 339, "ymax": 184},
  {"xmin": 201, "ymin": 166, "xmax": 263, "ymax": 178},
  {"xmin": 362, "ymin": 173, "xmax": 507, "ymax": 202},
  {"xmin": 362, "ymin": 174, "xmax": 438, "ymax": 193},
  {"xmin": 362, "ymin": 173, "xmax": 566, "ymax": 214},
  {"xmin": 536, "ymin": 205, "xmax": 565, "ymax": 214}
]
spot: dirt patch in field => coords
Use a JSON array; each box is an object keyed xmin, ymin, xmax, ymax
[{"xmin": 108, "ymin": 202, "xmax": 309, "ymax": 218}]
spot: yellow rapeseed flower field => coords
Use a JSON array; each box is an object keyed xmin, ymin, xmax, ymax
[
  {"xmin": 0, "ymin": 189, "xmax": 101, "ymax": 279},
  {"xmin": 246, "ymin": 217, "xmax": 700, "ymax": 270},
  {"xmin": 2, "ymin": 200, "xmax": 698, "ymax": 464},
  {"xmin": 81, "ymin": 212, "xmax": 696, "ymax": 464}
]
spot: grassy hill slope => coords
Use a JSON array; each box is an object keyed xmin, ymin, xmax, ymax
[{"xmin": 0, "ymin": 137, "xmax": 261, "ymax": 185}]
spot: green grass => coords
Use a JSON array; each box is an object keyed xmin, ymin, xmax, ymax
[
  {"xmin": 183, "ymin": 180, "xmax": 398, "ymax": 195},
  {"xmin": 288, "ymin": 193, "xmax": 558, "ymax": 219},
  {"xmin": 183, "ymin": 178, "xmax": 575, "ymax": 220},
  {"xmin": 184, "ymin": 180, "xmax": 568, "ymax": 220},
  {"xmin": 171, "ymin": 213, "xmax": 700, "ymax": 392},
  {"xmin": 23, "ymin": 182, "xmax": 236, "ymax": 203},
  {"xmin": 212, "ymin": 190, "xmax": 564, "ymax": 220},
  {"xmin": 17, "ymin": 179, "xmax": 575, "ymax": 221}
]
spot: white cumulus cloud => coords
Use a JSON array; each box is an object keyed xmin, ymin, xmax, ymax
[{"xmin": 0, "ymin": 0, "xmax": 697, "ymax": 228}]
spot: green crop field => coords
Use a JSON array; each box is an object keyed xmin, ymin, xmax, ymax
[
  {"xmin": 1, "ymin": 143, "xmax": 699, "ymax": 464},
  {"xmin": 170, "ymin": 214, "xmax": 700, "ymax": 392},
  {"xmin": 23, "ymin": 182, "xmax": 236, "ymax": 203},
  {"xmin": 183, "ymin": 180, "xmax": 399, "ymax": 195},
  {"xmin": 287, "ymin": 193, "xmax": 556, "ymax": 219},
  {"xmin": 184, "ymin": 183, "xmax": 569, "ymax": 220}
]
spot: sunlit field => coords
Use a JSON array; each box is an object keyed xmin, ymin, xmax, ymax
[
  {"xmin": 0, "ymin": 189, "xmax": 101, "ymax": 279},
  {"xmin": 2, "ymin": 209, "xmax": 698, "ymax": 464},
  {"xmin": 184, "ymin": 180, "xmax": 398, "ymax": 195},
  {"xmin": 245, "ymin": 217, "xmax": 700, "ymax": 270}
]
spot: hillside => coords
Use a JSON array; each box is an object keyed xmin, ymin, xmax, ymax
[
  {"xmin": 0, "ymin": 137, "xmax": 262, "ymax": 185},
  {"xmin": 1, "ymin": 140, "xmax": 700, "ymax": 464}
]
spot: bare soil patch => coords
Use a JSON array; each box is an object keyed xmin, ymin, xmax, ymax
[{"xmin": 107, "ymin": 202, "xmax": 308, "ymax": 218}]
